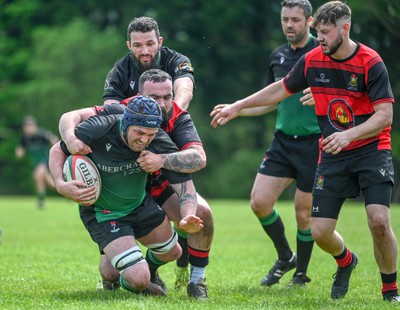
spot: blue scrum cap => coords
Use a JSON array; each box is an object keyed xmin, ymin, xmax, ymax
[{"xmin": 122, "ymin": 95, "xmax": 163, "ymax": 138}]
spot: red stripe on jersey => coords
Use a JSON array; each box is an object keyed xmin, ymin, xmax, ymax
[
  {"xmin": 308, "ymin": 59, "xmax": 365, "ymax": 74},
  {"xmin": 181, "ymin": 141, "xmax": 203, "ymax": 150},
  {"xmin": 368, "ymin": 56, "xmax": 382, "ymax": 68},
  {"xmin": 303, "ymin": 44, "xmax": 393, "ymax": 152},
  {"xmin": 372, "ymin": 98, "xmax": 394, "ymax": 106}
]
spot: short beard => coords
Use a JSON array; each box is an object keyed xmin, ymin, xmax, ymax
[
  {"xmin": 133, "ymin": 50, "xmax": 159, "ymax": 73},
  {"xmin": 286, "ymin": 25, "xmax": 308, "ymax": 46},
  {"xmin": 162, "ymin": 107, "xmax": 173, "ymax": 123},
  {"xmin": 324, "ymin": 34, "xmax": 343, "ymax": 56}
]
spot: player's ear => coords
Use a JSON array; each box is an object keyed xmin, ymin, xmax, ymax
[
  {"xmin": 158, "ymin": 36, "xmax": 163, "ymax": 47},
  {"xmin": 307, "ymin": 16, "xmax": 314, "ymax": 27},
  {"xmin": 342, "ymin": 22, "xmax": 351, "ymax": 36},
  {"xmin": 126, "ymin": 40, "xmax": 131, "ymax": 50}
]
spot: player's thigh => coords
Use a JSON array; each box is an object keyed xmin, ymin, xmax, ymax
[
  {"xmin": 251, "ymin": 173, "xmax": 292, "ymax": 205},
  {"xmin": 103, "ymin": 235, "xmax": 139, "ymax": 259},
  {"xmin": 138, "ymin": 216, "xmax": 175, "ymax": 246}
]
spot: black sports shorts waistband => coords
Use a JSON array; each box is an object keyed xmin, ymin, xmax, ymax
[{"xmin": 277, "ymin": 130, "xmax": 321, "ymax": 141}]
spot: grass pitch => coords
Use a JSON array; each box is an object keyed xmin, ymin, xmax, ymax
[{"xmin": 1, "ymin": 196, "xmax": 399, "ymax": 309}]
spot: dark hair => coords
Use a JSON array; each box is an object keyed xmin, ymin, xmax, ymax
[
  {"xmin": 127, "ymin": 16, "xmax": 160, "ymax": 41},
  {"xmin": 313, "ymin": 1, "xmax": 351, "ymax": 28},
  {"xmin": 281, "ymin": 0, "xmax": 312, "ymax": 19},
  {"xmin": 138, "ymin": 69, "xmax": 172, "ymax": 93}
]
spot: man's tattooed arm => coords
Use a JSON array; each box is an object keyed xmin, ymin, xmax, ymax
[
  {"xmin": 170, "ymin": 180, "xmax": 198, "ymax": 219},
  {"xmin": 138, "ymin": 145, "xmax": 206, "ymax": 174},
  {"xmin": 161, "ymin": 145, "xmax": 206, "ymax": 173}
]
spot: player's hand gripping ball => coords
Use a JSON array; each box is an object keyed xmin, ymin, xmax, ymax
[{"xmin": 63, "ymin": 155, "xmax": 101, "ymax": 206}]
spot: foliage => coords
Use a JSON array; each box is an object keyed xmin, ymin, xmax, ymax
[
  {"xmin": 1, "ymin": 0, "xmax": 399, "ymax": 199},
  {"xmin": 1, "ymin": 197, "xmax": 400, "ymax": 309}
]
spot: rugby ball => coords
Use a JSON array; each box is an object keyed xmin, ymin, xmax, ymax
[{"xmin": 63, "ymin": 155, "xmax": 101, "ymax": 206}]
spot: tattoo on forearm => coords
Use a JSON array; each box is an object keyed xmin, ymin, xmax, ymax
[
  {"xmin": 162, "ymin": 149, "xmax": 202, "ymax": 173},
  {"xmin": 171, "ymin": 182, "xmax": 197, "ymax": 207}
]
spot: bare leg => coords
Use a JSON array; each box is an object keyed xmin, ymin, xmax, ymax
[
  {"xmin": 366, "ymin": 204, "xmax": 398, "ymax": 274},
  {"xmin": 310, "ymin": 217, "xmax": 343, "ymax": 255}
]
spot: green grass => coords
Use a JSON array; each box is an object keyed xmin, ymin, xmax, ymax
[{"xmin": 1, "ymin": 196, "xmax": 400, "ymax": 309}]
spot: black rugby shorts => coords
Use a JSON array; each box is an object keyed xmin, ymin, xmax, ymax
[
  {"xmin": 79, "ymin": 194, "xmax": 166, "ymax": 253},
  {"xmin": 258, "ymin": 130, "xmax": 320, "ymax": 192}
]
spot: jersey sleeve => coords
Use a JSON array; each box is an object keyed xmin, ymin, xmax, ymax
[
  {"xmin": 266, "ymin": 53, "xmax": 275, "ymax": 85},
  {"xmin": 170, "ymin": 114, "xmax": 202, "ymax": 150},
  {"xmin": 283, "ymin": 54, "xmax": 309, "ymax": 94},
  {"xmin": 103, "ymin": 61, "xmax": 128, "ymax": 102},
  {"xmin": 75, "ymin": 115, "xmax": 117, "ymax": 145},
  {"xmin": 94, "ymin": 104, "xmax": 125, "ymax": 116},
  {"xmin": 367, "ymin": 60, "xmax": 395, "ymax": 104},
  {"xmin": 59, "ymin": 140, "xmax": 72, "ymax": 156},
  {"xmin": 162, "ymin": 48, "xmax": 195, "ymax": 86}
]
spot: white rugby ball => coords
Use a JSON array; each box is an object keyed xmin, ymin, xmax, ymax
[{"xmin": 63, "ymin": 155, "xmax": 101, "ymax": 206}]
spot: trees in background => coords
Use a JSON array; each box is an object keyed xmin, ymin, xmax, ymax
[{"xmin": 1, "ymin": 0, "xmax": 399, "ymax": 199}]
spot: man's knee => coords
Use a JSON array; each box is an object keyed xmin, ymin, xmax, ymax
[
  {"xmin": 122, "ymin": 263, "xmax": 151, "ymax": 290},
  {"xmin": 369, "ymin": 214, "xmax": 390, "ymax": 239},
  {"xmin": 196, "ymin": 203, "xmax": 213, "ymax": 226},
  {"xmin": 99, "ymin": 255, "xmax": 119, "ymax": 281},
  {"xmin": 310, "ymin": 219, "xmax": 332, "ymax": 243}
]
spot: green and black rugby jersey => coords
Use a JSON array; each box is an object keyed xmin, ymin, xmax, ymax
[
  {"xmin": 60, "ymin": 114, "xmax": 191, "ymax": 221},
  {"xmin": 267, "ymin": 35, "xmax": 320, "ymax": 137}
]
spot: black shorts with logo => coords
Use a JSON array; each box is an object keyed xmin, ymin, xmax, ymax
[
  {"xmin": 313, "ymin": 150, "xmax": 394, "ymax": 198},
  {"xmin": 79, "ymin": 194, "xmax": 166, "ymax": 253},
  {"xmin": 312, "ymin": 150, "xmax": 394, "ymax": 219},
  {"xmin": 258, "ymin": 130, "xmax": 320, "ymax": 193}
]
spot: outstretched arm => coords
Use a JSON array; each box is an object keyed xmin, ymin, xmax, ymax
[
  {"xmin": 211, "ymin": 104, "xmax": 278, "ymax": 118},
  {"xmin": 210, "ymin": 87, "xmax": 314, "ymax": 118},
  {"xmin": 210, "ymin": 80, "xmax": 290, "ymax": 128},
  {"xmin": 59, "ymin": 108, "xmax": 95, "ymax": 155}
]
